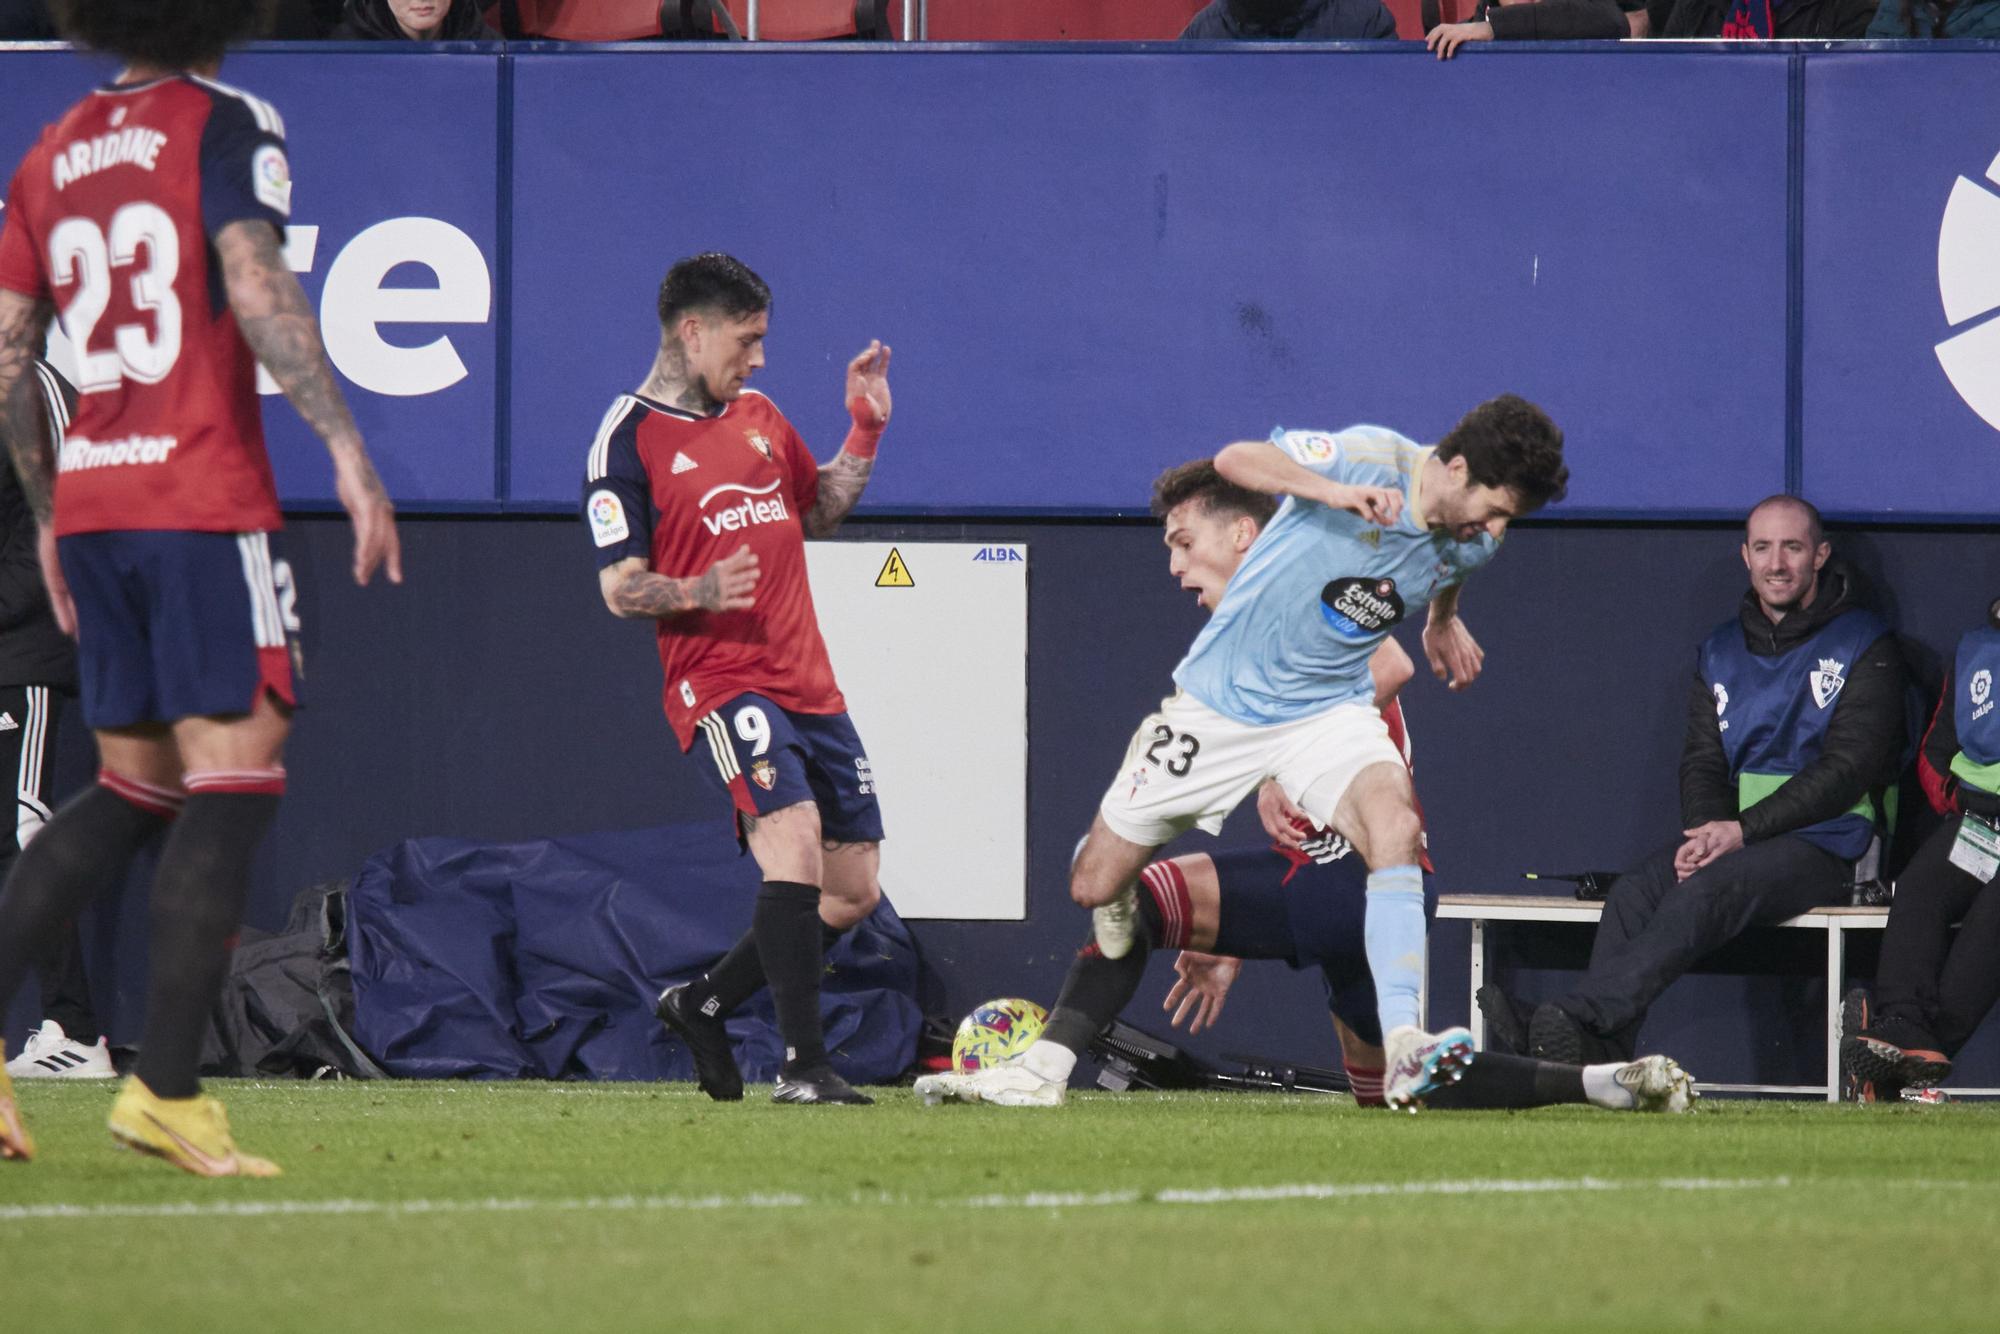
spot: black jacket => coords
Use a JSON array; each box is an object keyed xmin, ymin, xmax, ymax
[
  {"xmin": 1180, "ymin": 0, "xmax": 1399, "ymax": 39},
  {"xmin": 1678, "ymin": 560, "xmax": 1907, "ymax": 844},
  {"xmin": 332, "ymin": 0, "xmax": 498, "ymax": 39},
  {"xmin": 0, "ymin": 362, "xmax": 77, "ymax": 691},
  {"xmin": 1647, "ymin": 0, "xmax": 1876, "ymax": 35},
  {"xmin": 1476, "ymin": 0, "xmax": 1629, "ymax": 38}
]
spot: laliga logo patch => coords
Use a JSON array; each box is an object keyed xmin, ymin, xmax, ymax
[
  {"xmin": 1972, "ymin": 669, "xmax": 1993, "ymax": 721},
  {"xmin": 1319, "ymin": 576, "xmax": 1404, "ymax": 642},
  {"xmin": 1809, "ymin": 657, "xmax": 1848, "ymax": 710},
  {"xmin": 586, "ymin": 489, "xmax": 629, "ymax": 548},
  {"xmin": 750, "ymin": 759, "xmax": 778, "ymax": 791},
  {"xmin": 251, "ymin": 144, "xmax": 292, "ymax": 217},
  {"xmin": 1288, "ymin": 432, "xmax": 1339, "ymax": 464}
]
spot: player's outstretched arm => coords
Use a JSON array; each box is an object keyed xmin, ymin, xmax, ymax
[
  {"xmin": 216, "ymin": 220, "xmax": 401, "ymax": 586},
  {"xmin": 1214, "ymin": 440, "xmax": 1401, "ymax": 527},
  {"xmin": 599, "ymin": 547, "xmax": 759, "ymax": 619},
  {"xmin": 803, "ymin": 340, "xmax": 891, "ymax": 538}
]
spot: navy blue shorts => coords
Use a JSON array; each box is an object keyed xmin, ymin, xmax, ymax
[
  {"xmin": 58, "ymin": 530, "xmax": 301, "ymax": 730},
  {"xmin": 688, "ymin": 691, "xmax": 884, "ymax": 845},
  {"xmin": 1207, "ymin": 845, "xmax": 1435, "ymax": 1049}
]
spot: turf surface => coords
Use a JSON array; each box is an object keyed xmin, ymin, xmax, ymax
[{"xmin": 3, "ymin": 1080, "xmax": 1996, "ymax": 1332}]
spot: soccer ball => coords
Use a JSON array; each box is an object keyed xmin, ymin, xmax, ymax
[{"xmin": 951, "ymin": 997, "xmax": 1049, "ymax": 1073}]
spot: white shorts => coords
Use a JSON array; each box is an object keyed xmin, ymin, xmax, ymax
[{"xmin": 1096, "ymin": 690, "xmax": 1404, "ymax": 848}]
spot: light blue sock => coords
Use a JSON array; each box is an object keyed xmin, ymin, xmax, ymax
[{"xmin": 1364, "ymin": 864, "xmax": 1427, "ymax": 1035}]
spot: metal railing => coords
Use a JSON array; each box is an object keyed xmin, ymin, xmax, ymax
[{"xmin": 739, "ymin": 0, "xmax": 926, "ymax": 40}]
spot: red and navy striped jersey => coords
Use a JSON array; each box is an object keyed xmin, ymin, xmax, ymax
[
  {"xmin": 583, "ymin": 389, "xmax": 845, "ymax": 748},
  {"xmin": 0, "ymin": 73, "xmax": 290, "ymax": 536}
]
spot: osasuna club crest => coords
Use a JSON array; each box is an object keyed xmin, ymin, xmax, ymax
[{"xmin": 1809, "ymin": 657, "xmax": 1848, "ymax": 709}]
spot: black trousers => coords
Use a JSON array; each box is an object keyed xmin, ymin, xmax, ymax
[
  {"xmin": 0, "ymin": 683, "xmax": 96, "ymax": 1043},
  {"xmin": 1554, "ymin": 835, "xmax": 1847, "ymax": 1055},
  {"xmin": 1872, "ymin": 815, "xmax": 2000, "ymax": 1057}
]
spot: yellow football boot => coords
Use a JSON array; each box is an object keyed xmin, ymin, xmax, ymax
[
  {"xmin": 107, "ymin": 1078, "xmax": 280, "ymax": 1178},
  {"xmin": 0, "ymin": 1042, "xmax": 34, "ymax": 1162}
]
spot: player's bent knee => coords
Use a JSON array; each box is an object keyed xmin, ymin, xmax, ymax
[
  {"xmin": 823, "ymin": 880, "xmax": 879, "ymax": 926},
  {"xmin": 1070, "ymin": 870, "xmax": 1122, "ymax": 909},
  {"xmin": 745, "ymin": 800, "xmax": 825, "ymax": 883},
  {"xmin": 1359, "ymin": 805, "xmax": 1424, "ymax": 868}
]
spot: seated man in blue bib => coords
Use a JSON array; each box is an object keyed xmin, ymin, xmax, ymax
[{"xmin": 1500, "ymin": 496, "xmax": 1910, "ymax": 1064}]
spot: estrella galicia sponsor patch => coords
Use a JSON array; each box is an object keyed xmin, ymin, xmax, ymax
[
  {"xmin": 587, "ymin": 488, "xmax": 630, "ymax": 548},
  {"xmin": 1319, "ymin": 576, "xmax": 1404, "ymax": 640}
]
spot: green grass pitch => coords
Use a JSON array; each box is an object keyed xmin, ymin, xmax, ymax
[{"xmin": 4, "ymin": 1080, "xmax": 1998, "ymax": 1332}]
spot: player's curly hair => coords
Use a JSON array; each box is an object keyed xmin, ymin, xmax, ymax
[
  {"xmin": 52, "ymin": 0, "xmax": 273, "ymax": 68},
  {"xmin": 657, "ymin": 253, "xmax": 772, "ymax": 329},
  {"xmin": 1150, "ymin": 458, "xmax": 1278, "ymax": 527},
  {"xmin": 1436, "ymin": 394, "xmax": 1569, "ymax": 513}
]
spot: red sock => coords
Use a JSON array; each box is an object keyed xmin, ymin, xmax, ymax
[
  {"xmin": 1346, "ymin": 1063, "xmax": 1386, "ymax": 1108},
  {"xmin": 1139, "ymin": 861, "xmax": 1193, "ymax": 950}
]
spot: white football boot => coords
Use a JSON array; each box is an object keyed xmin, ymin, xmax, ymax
[
  {"xmin": 1091, "ymin": 885, "xmax": 1139, "ymax": 960},
  {"xmin": 1616, "ymin": 1055, "xmax": 1698, "ymax": 1114},
  {"xmin": 914, "ymin": 1062, "xmax": 1066, "ymax": 1108},
  {"xmin": 1382, "ymin": 1025, "xmax": 1475, "ymax": 1112}
]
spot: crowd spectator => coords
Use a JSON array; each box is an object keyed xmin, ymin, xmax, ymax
[
  {"xmin": 0, "ymin": 0, "xmax": 55, "ymax": 39},
  {"xmin": 1426, "ymin": 0, "xmax": 1632, "ymax": 58},
  {"xmin": 1865, "ymin": 0, "xmax": 2000, "ymax": 35},
  {"xmin": 332, "ymin": 0, "xmax": 498, "ymax": 40},
  {"xmin": 1180, "ymin": 0, "xmax": 1399, "ymax": 40},
  {"xmin": 1646, "ymin": 0, "xmax": 1875, "ymax": 36}
]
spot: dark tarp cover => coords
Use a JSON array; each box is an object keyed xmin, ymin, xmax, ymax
[{"xmin": 346, "ymin": 823, "xmax": 923, "ymax": 1083}]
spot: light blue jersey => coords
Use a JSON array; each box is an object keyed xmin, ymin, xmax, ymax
[{"xmin": 1172, "ymin": 426, "xmax": 1501, "ymax": 726}]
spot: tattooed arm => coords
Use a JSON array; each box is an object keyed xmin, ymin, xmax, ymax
[
  {"xmin": 0, "ymin": 290, "xmax": 74, "ymax": 632},
  {"xmin": 598, "ymin": 547, "xmax": 760, "ymax": 619},
  {"xmin": 0, "ymin": 289, "xmax": 56, "ymax": 522},
  {"xmin": 804, "ymin": 451, "xmax": 874, "ymax": 538},
  {"xmin": 803, "ymin": 340, "xmax": 891, "ymax": 538},
  {"xmin": 216, "ymin": 219, "xmax": 402, "ymax": 586}
]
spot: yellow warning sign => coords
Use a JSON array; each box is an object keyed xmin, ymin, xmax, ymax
[{"xmin": 875, "ymin": 547, "xmax": 915, "ymax": 588}]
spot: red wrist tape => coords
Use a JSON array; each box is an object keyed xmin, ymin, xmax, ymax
[{"xmin": 842, "ymin": 419, "xmax": 883, "ymax": 460}]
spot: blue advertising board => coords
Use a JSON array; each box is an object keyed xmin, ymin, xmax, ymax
[
  {"xmin": 1803, "ymin": 51, "xmax": 2000, "ymax": 520},
  {"xmin": 0, "ymin": 47, "xmax": 500, "ymax": 506},
  {"xmin": 506, "ymin": 48, "xmax": 1790, "ymax": 515},
  {"xmin": 15, "ymin": 43, "xmax": 1995, "ymax": 519}
]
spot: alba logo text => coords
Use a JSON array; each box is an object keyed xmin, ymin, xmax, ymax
[{"xmin": 1936, "ymin": 148, "xmax": 2000, "ymax": 432}]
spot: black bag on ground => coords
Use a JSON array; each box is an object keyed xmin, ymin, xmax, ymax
[{"xmin": 201, "ymin": 880, "xmax": 385, "ymax": 1080}]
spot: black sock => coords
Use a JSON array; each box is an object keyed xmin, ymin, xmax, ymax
[
  {"xmin": 1424, "ymin": 1053, "xmax": 1585, "ymax": 1110},
  {"xmin": 694, "ymin": 919, "xmax": 849, "ymax": 1018},
  {"xmin": 133, "ymin": 793, "xmax": 280, "ymax": 1099},
  {"xmin": 754, "ymin": 880, "xmax": 828, "ymax": 1074},
  {"xmin": 0, "ymin": 785, "xmax": 169, "ymax": 1020},
  {"xmin": 1041, "ymin": 897, "xmax": 1159, "ymax": 1053},
  {"xmin": 37, "ymin": 920, "xmax": 100, "ymax": 1045}
]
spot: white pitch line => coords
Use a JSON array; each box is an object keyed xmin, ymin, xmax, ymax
[{"xmin": 0, "ymin": 1176, "xmax": 1789, "ymax": 1225}]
